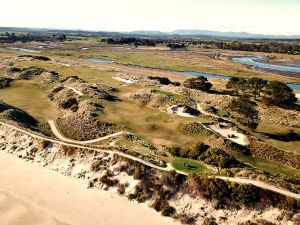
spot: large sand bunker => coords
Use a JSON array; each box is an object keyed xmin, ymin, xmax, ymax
[
  {"xmin": 167, "ymin": 105, "xmax": 200, "ymax": 118},
  {"xmin": 203, "ymin": 123, "xmax": 249, "ymax": 146}
]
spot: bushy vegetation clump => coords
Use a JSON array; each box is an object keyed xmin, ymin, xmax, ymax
[
  {"xmin": 188, "ymin": 174, "xmax": 300, "ymax": 210},
  {"xmin": 226, "ymin": 78, "xmax": 297, "ymax": 107},
  {"xmin": 169, "ymin": 142, "xmax": 209, "ymax": 159},
  {"xmin": 61, "ymin": 97, "xmax": 79, "ymax": 111},
  {"xmin": 262, "ymin": 81, "xmax": 297, "ymax": 106},
  {"xmin": 199, "ymin": 148, "xmax": 244, "ymax": 168},
  {"xmin": 19, "ymin": 55, "xmax": 51, "ymax": 61},
  {"xmin": 183, "ymin": 76, "xmax": 212, "ymax": 92},
  {"xmin": 148, "ymin": 76, "xmax": 172, "ymax": 85},
  {"xmin": 148, "ymin": 76, "xmax": 181, "ymax": 86}
]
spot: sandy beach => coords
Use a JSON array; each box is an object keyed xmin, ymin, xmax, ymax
[{"xmin": 0, "ymin": 151, "xmax": 180, "ymax": 225}]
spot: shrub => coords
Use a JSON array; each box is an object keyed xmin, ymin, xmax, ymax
[
  {"xmin": 202, "ymin": 217, "xmax": 218, "ymax": 225},
  {"xmin": 169, "ymin": 146, "xmax": 181, "ymax": 157},
  {"xmin": 117, "ymin": 183, "xmax": 126, "ymax": 195},
  {"xmin": 128, "ymin": 186, "xmax": 146, "ymax": 203},
  {"xmin": 133, "ymin": 162, "xmax": 142, "ymax": 180},
  {"xmin": 199, "ymin": 148, "xmax": 243, "ymax": 168},
  {"xmin": 179, "ymin": 213, "xmax": 196, "ymax": 224},
  {"xmin": 169, "ymin": 142, "xmax": 208, "ymax": 159},
  {"xmin": 152, "ymin": 198, "xmax": 168, "ymax": 212},
  {"xmin": 161, "ymin": 206, "xmax": 176, "ymax": 217},
  {"xmin": 179, "ymin": 147, "xmax": 190, "ymax": 158},
  {"xmin": 232, "ymin": 184, "xmax": 259, "ymax": 204},
  {"xmin": 10, "ymin": 67, "xmax": 22, "ymax": 72},
  {"xmin": 52, "ymin": 86, "xmax": 64, "ymax": 93},
  {"xmin": 188, "ymin": 174, "xmax": 230, "ymax": 200},
  {"xmin": 100, "ymin": 173, "xmax": 119, "ymax": 187},
  {"xmin": 148, "ymin": 76, "xmax": 172, "ymax": 85},
  {"xmin": 61, "ymin": 97, "xmax": 78, "ymax": 111},
  {"xmin": 40, "ymin": 139, "xmax": 51, "ymax": 149},
  {"xmin": 171, "ymin": 81, "xmax": 181, "ymax": 86},
  {"xmin": 61, "ymin": 145, "xmax": 76, "ymax": 156}
]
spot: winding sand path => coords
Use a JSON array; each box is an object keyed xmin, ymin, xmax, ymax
[
  {"xmin": 166, "ymin": 101, "xmax": 249, "ymax": 145},
  {"xmin": 48, "ymin": 120, "xmax": 124, "ymax": 144},
  {"xmin": 64, "ymin": 86, "xmax": 84, "ymax": 96},
  {"xmin": 0, "ymin": 121, "xmax": 299, "ymax": 200},
  {"xmin": 215, "ymin": 176, "xmax": 300, "ymax": 200}
]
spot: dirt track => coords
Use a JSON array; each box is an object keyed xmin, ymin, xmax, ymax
[{"xmin": 0, "ymin": 121, "xmax": 299, "ymax": 199}]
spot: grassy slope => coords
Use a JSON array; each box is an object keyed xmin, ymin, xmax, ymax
[{"xmin": 0, "ymin": 80, "xmax": 60, "ymax": 122}]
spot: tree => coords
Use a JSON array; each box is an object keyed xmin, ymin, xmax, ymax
[
  {"xmin": 246, "ymin": 78, "xmax": 267, "ymax": 99},
  {"xmin": 262, "ymin": 81, "xmax": 297, "ymax": 106},
  {"xmin": 226, "ymin": 77, "xmax": 247, "ymax": 96},
  {"xmin": 228, "ymin": 96, "xmax": 259, "ymax": 130},
  {"xmin": 183, "ymin": 76, "xmax": 212, "ymax": 92}
]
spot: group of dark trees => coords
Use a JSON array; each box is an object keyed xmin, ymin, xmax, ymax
[
  {"xmin": 206, "ymin": 40, "xmax": 300, "ymax": 55},
  {"xmin": 226, "ymin": 77, "xmax": 297, "ymax": 130},
  {"xmin": 169, "ymin": 142, "xmax": 208, "ymax": 160},
  {"xmin": 226, "ymin": 77, "xmax": 297, "ymax": 106},
  {"xmin": 102, "ymin": 37, "xmax": 299, "ymax": 54},
  {"xmin": 0, "ymin": 32, "xmax": 66, "ymax": 43},
  {"xmin": 166, "ymin": 43, "xmax": 187, "ymax": 50},
  {"xmin": 148, "ymin": 76, "xmax": 180, "ymax": 86},
  {"xmin": 169, "ymin": 143, "xmax": 243, "ymax": 168},
  {"xmin": 183, "ymin": 76, "xmax": 213, "ymax": 91},
  {"xmin": 228, "ymin": 96, "xmax": 260, "ymax": 130},
  {"xmin": 102, "ymin": 37, "xmax": 157, "ymax": 46}
]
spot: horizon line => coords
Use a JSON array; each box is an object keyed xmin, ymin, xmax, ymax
[{"xmin": 1, "ymin": 25, "xmax": 299, "ymax": 37}]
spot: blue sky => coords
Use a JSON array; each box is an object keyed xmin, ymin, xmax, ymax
[{"xmin": 1, "ymin": 0, "xmax": 299, "ymax": 35}]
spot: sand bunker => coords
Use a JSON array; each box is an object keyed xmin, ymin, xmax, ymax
[
  {"xmin": 167, "ymin": 105, "xmax": 200, "ymax": 118},
  {"xmin": 113, "ymin": 76, "xmax": 136, "ymax": 84},
  {"xmin": 203, "ymin": 123, "xmax": 249, "ymax": 146}
]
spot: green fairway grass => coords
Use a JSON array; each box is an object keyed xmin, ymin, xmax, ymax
[{"xmin": 172, "ymin": 158, "xmax": 208, "ymax": 174}]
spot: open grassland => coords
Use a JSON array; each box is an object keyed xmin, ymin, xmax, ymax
[{"xmin": 44, "ymin": 47, "xmax": 300, "ymax": 84}]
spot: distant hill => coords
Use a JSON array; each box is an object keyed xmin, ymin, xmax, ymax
[
  {"xmin": 128, "ymin": 29, "xmax": 300, "ymax": 39},
  {"xmin": 1, "ymin": 27, "xmax": 299, "ymax": 40},
  {"xmin": 127, "ymin": 30, "xmax": 165, "ymax": 36},
  {"xmin": 169, "ymin": 30, "xmax": 300, "ymax": 39}
]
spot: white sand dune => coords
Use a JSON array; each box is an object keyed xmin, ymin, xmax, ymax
[{"xmin": 0, "ymin": 152, "xmax": 180, "ymax": 225}]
